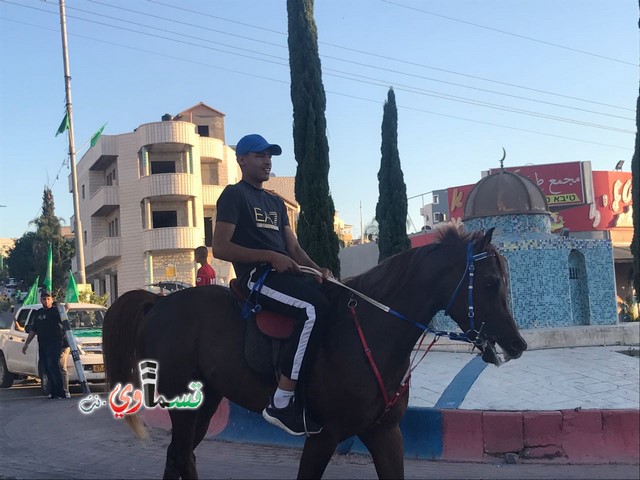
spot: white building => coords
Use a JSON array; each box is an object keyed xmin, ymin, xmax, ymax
[
  {"xmin": 71, "ymin": 103, "xmax": 242, "ymax": 302},
  {"xmin": 418, "ymin": 189, "xmax": 449, "ymax": 230}
]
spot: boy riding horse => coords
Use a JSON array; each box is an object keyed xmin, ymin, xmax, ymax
[{"xmin": 213, "ymin": 134, "xmax": 333, "ymax": 436}]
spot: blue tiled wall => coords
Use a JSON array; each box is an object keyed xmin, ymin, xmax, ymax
[{"xmin": 430, "ymin": 214, "xmax": 618, "ymax": 331}]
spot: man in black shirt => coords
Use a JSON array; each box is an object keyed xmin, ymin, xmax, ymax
[
  {"xmin": 22, "ymin": 291, "xmax": 66, "ymax": 399},
  {"xmin": 214, "ymin": 134, "xmax": 333, "ymax": 436}
]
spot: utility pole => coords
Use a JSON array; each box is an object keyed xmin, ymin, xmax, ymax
[
  {"xmin": 359, "ymin": 201, "xmax": 364, "ymax": 244},
  {"xmin": 58, "ymin": 0, "xmax": 86, "ymax": 284}
]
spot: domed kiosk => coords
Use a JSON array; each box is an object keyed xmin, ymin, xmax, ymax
[
  {"xmin": 437, "ymin": 168, "xmax": 617, "ymax": 330},
  {"xmin": 464, "ymin": 170, "xmax": 550, "ymax": 219},
  {"xmin": 463, "ymin": 169, "xmax": 554, "ymax": 240}
]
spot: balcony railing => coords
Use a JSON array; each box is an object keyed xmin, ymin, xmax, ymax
[
  {"xmin": 91, "ymin": 237, "xmax": 121, "ymax": 265},
  {"xmin": 199, "ymin": 136, "xmax": 226, "ymax": 160},
  {"xmin": 136, "ymin": 121, "xmax": 198, "ymax": 147},
  {"xmin": 202, "ymin": 184, "xmax": 225, "ymax": 206},
  {"xmin": 142, "ymin": 226, "xmax": 201, "ymax": 252},
  {"xmin": 89, "ymin": 186, "xmax": 119, "ymax": 217},
  {"xmin": 140, "ymin": 173, "xmax": 198, "ymax": 199}
]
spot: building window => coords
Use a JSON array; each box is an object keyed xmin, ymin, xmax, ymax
[
  {"xmin": 433, "ymin": 194, "xmax": 439, "ymax": 204},
  {"xmin": 569, "ymin": 266, "xmax": 582, "ymax": 280},
  {"xmin": 138, "ymin": 150, "xmax": 145, "ymax": 177},
  {"xmin": 197, "ymin": 125, "xmax": 210, "ymax": 137},
  {"xmin": 204, "ymin": 216, "xmax": 213, "ymax": 247},
  {"xmin": 106, "ymin": 168, "xmax": 117, "ymax": 186},
  {"xmin": 108, "ymin": 217, "xmax": 119, "ymax": 237},
  {"xmin": 82, "ymin": 185, "xmax": 85, "ymax": 199},
  {"xmin": 201, "ymin": 161, "xmax": 219, "ymax": 185},
  {"xmin": 152, "ymin": 211, "xmax": 177, "ymax": 228},
  {"xmin": 151, "ymin": 161, "xmax": 176, "ymax": 174},
  {"xmin": 434, "ymin": 212, "xmax": 446, "ymax": 223},
  {"xmin": 83, "ymin": 230, "xmax": 87, "ymax": 245}
]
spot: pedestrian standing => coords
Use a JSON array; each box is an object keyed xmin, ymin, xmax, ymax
[
  {"xmin": 22, "ymin": 291, "xmax": 66, "ymax": 399},
  {"xmin": 195, "ymin": 246, "xmax": 216, "ymax": 286}
]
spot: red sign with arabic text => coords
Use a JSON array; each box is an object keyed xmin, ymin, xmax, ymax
[
  {"xmin": 489, "ymin": 162, "xmax": 586, "ymax": 207},
  {"xmin": 447, "ymin": 183, "xmax": 476, "ymax": 222},
  {"xmin": 550, "ymin": 171, "xmax": 632, "ymax": 232}
]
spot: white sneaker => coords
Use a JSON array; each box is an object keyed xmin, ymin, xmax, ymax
[{"xmin": 65, "ymin": 392, "xmax": 71, "ymax": 398}]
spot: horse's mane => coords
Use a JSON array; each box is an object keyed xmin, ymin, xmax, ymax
[{"xmin": 345, "ymin": 226, "xmax": 490, "ymax": 299}]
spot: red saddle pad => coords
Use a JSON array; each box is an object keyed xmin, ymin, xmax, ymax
[{"xmin": 229, "ymin": 279, "xmax": 295, "ymax": 339}]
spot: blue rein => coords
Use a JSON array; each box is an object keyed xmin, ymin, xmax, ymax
[{"xmin": 367, "ymin": 240, "xmax": 494, "ymax": 344}]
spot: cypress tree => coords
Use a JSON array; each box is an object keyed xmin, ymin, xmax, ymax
[
  {"xmin": 632, "ymin": 6, "xmax": 640, "ymax": 303},
  {"xmin": 7, "ymin": 187, "xmax": 74, "ymax": 296},
  {"xmin": 376, "ymin": 88, "xmax": 410, "ymax": 263},
  {"xmin": 287, "ymin": 0, "xmax": 340, "ymax": 276},
  {"xmin": 631, "ymin": 81, "xmax": 639, "ymax": 302}
]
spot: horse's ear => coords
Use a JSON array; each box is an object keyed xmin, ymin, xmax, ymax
[{"xmin": 477, "ymin": 227, "xmax": 495, "ymax": 251}]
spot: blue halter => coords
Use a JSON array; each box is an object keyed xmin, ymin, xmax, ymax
[
  {"xmin": 346, "ymin": 240, "xmax": 494, "ymax": 345},
  {"xmin": 443, "ymin": 241, "xmax": 494, "ymax": 342}
]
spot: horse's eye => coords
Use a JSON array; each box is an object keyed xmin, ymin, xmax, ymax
[{"xmin": 484, "ymin": 277, "xmax": 500, "ymax": 289}]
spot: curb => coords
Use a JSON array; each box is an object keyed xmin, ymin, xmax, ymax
[{"xmin": 140, "ymin": 401, "xmax": 639, "ymax": 464}]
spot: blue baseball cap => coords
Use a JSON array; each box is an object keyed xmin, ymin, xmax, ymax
[{"xmin": 235, "ymin": 134, "xmax": 282, "ymax": 156}]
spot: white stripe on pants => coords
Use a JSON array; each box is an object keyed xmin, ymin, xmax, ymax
[{"xmin": 248, "ymin": 276, "xmax": 317, "ymax": 381}]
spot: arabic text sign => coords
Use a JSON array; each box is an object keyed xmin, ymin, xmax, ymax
[
  {"xmin": 78, "ymin": 360, "xmax": 204, "ymax": 417},
  {"xmin": 447, "ymin": 183, "xmax": 475, "ymax": 219},
  {"xmin": 490, "ymin": 162, "xmax": 586, "ymax": 207},
  {"xmin": 552, "ymin": 171, "xmax": 633, "ymax": 232}
]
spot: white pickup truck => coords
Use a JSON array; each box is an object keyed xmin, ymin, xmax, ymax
[{"xmin": 0, "ymin": 302, "xmax": 107, "ymax": 392}]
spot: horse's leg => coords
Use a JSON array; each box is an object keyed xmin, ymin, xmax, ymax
[
  {"xmin": 297, "ymin": 431, "xmax": 340, "ymax": 480},
  {"xmin": 358, "ymin": 423, "xmax": 404, "ymax": 480},
  {"xmin": 193, "ymin": 390, "xmax": 223, "ymax": 449},
  {"xmin": 163, "ymin": 410, "xmax": 199, "ymax": 480}
]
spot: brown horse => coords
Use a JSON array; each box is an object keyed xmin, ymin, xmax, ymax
[{"xmin": 103, "ymin": 227, "xmax": 527, "ymax": 479}]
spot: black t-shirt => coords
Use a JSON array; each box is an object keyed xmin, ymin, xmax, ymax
[
  {"xmin": 31, "ymin": 306, "xmax": 64, "ymax": 350},
  {"xmin": 216, "ymin": 180, "xmax": 290, "ymax": 279}
]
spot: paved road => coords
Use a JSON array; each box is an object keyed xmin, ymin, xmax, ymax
[{"xmin": 1, "ymin": 382, "xmax": 638, "ymax": 480}]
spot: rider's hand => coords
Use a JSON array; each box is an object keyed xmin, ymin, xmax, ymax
[
  {"xmin": 269, "ymin": 252, "xmax": 302, "ymax": 274},
  {"xmin": 316, "ymin": 268, "xmax": 334, "ymax": 283}
]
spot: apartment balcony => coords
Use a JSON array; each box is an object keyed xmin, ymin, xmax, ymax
[
  {"xmin": 89, "ymin": 186, "xmax": 119, "ymax": 217},
  {"xmin": 202, "ymin": 184, "xmax": 225, "ymax": 206},
  {"xmin": 142, "ymin": 226, "xmax": 201, "ymax": 252},
  {"xmin": 91, "ymin": 237, "xmax": 121, "ymax": 266},
  {"xmin": 199, "ymin": 136, "xmax": 226, "ymax": 160},
  {"xmin": 88, "ymin": 135, "xmax": 118, "ymax": 171},
  {"xmin": 140, "ymin": 173, "xmax": 198, "ymax": 200},
  {"xmin": 136, "ymin": 121, "xmax": 198, "ymax": 147}
]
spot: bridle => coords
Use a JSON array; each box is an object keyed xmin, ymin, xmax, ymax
[{"xmin": 443, "ymin": 240, "xmax": 495, "ymax": 348}]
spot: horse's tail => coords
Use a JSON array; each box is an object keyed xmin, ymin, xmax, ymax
[
  {"xmin": 103, "ymin": 289, "xmax": 158, "ymax": 440},
  {"xmin": 125, "ymin": 415, "xmax": 148, "ymax": 440}
]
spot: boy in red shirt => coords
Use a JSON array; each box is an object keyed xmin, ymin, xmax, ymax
[{"xmin": 195, "ymin": 246, "xmax": 216, "ymax": 286}]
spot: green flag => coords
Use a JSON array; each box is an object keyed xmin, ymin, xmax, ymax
[
  {"xmin": 43, "ymin": 243, "xmax": 53, "ymax": 294},
  {"xmin": 55, "ymin": 112, "xmax": 69, "ymax": 137},
  {"xmin": 90, "ymin": 123, "xmax": 107, "ymax": 147},
  {"xmin": 22, "ymin": 277, "xmax": 40, "ymax": 306},
  {"xmin": 65, "ymin": 271, "xmax": 79, "ymax": 304}
]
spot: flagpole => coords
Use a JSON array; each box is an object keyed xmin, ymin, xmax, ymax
[{"xmin": 59, "ymin": 0, "xmax": 86, "ymax": 284}]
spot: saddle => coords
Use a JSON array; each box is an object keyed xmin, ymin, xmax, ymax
[{"xmin": 229, "ymin": 279, "xmax": 295, "ymax": 378}]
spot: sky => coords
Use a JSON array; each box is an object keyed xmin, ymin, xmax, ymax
[{"xmin": 0, "ymin": 0, "xmax": 638, "ymax": 240}]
